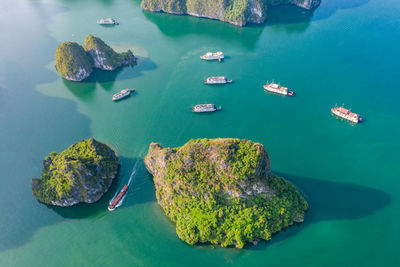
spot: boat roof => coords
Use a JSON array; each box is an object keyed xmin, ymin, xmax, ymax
[
  {"xmin": 335, "ymin": 107, "xmax": 359, "ymax": 117},
  {"xmin": 265, "ymin": 83, "xmax": 287, "ymax": 90}
]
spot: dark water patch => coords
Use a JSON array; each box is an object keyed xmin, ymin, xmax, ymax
[
  {"xmin": 61, "ymin": 56, "xmax": 157, "ymax": 97},
  {"xmin": 144, "ymin": 0, "xmax": 370, "ymax": 39},
  {"xmin": 143, "ymin": 11, "xmax": 265, "ymax": 50},
  {"xmin": 266, "ymin": 0, "xmax": 369, "ymax": 33},
  {"xmin": 313, "ymin": 0, "xmax": 370, "ymax": 21},
  {"xmin": 62, "ymin": 78, "xmax": 97, "ymax": 99},
  {"xmin": 84, "ymin": 66, "xmax": 125, "ymax": 84},
  {"xmin": 0, "ymin": 0, "xmax": 107, "ymax": 253},
  {"xmin": 266, "ymin": 5, "xmax": 315, "ymax": 33},
  {"xmin": 0, "ymin": 154, "xmax": 155, "ymax": 252},
  {"xmin": 250, "ymin": 172, "xmax": 391, "ymax": 250},
  {"xmin": 285, "ymin": 173, "xmax": 391, "ymax": 222},
  {"xmin": 0, "ymin": 96, "xmax": 92, "ymax": 253}
]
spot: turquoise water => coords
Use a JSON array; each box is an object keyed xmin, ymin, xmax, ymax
[{"xmin": 0, "ymin": 0, "xmax": 399, "ymax": 265}]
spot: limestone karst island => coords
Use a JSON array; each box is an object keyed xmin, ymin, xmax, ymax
[
  {"xmin": 144, "ymin": 138, "xmax": 308, "ymax": 248},
  {"xmin": 31, "ymin": 138, "xmax": 119, "ymax": 206},
  {"xmin": 3, "ymin": 0, "xmax": 398, "ymax": 265},
  {"xmin": 141, "ymin": 0, "xmax": 321, "ymax": 26},
  {"xmin": 55, "ymin": 35, "xmax": 136, "ymax": 81}
]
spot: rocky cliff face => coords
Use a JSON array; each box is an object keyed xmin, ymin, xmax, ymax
[
  {"xmin": 144, "ymin": 138, "xmax": 308, "ymax": 248},
  {"xmin": 31, "ymin": 138, "xmax": 119, "ymax": 206},
  {"xmin": 141, "ymin": 0, "xmax": 320, "ymax": 26},
  {"xmin": 55, "ymin": 35, "xmax": 136, "ymax": 81},
  {"xmin": 141, "ymin": 0, "xmax": 266, "ymax": 26},
  {"xmin": 83, "ymin": 35, "xmax": 136, "ymax": 71}
]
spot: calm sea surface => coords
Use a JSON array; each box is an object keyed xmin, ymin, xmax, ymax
[{"xmin": 0, "ymin": 0, "xmax": 399, "ymax": 266}]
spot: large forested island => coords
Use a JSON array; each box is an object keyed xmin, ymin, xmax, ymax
[
  {"xmin": 144, "ymin": 138, "xmax": 308, "ymax": 248},
  {"xmin": 141, "ymin": 0, "xmax": 321, "ymax": 26},
  {"xmin": 31, "ymin": 138, "xmax": 119, "ymax": 206},
  {"xmin": 55, "ymin": 35, "xmax": 136, "ymax": 81}
]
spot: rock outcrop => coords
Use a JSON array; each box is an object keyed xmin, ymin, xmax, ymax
[
  {"xmin": 83, "ymin": 35, "xmax": 136, "ymax": 71},
  {"xmin": 55, "ymin": 35, "xmax": 136, "ymax": 81},
  {"xmin": 55, "ymin": 42, "xmax": 93, "ymax": 82},
  {"xmin": 31, "ymin": 138, "xmax": 119, "ymax": 206},
  {"xmin": 141, "ymin": 0, "xmax": 321, "ymax": 26},
  {"xmin": 144, "ymin": 138, "xmax": 308, "ymax": 248}
]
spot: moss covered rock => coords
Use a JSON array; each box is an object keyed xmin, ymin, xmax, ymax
[
  {"xmin": 83, "ymin": 35, "xmax": 136, "ymax": 71},
  {"xmin": 32, "ymin": 138, "xmax": 119, "ymax": 206},
  {"xmin": 141, "ymin": 0, "xmax": 320, "ymax": 26},
  {"xmin": 144, "ymin": 138, "xmax": 308, "ymax": 248},
  {"xmin": 55, "ymin": 42, "xmax": 93, "ymax": 81}
]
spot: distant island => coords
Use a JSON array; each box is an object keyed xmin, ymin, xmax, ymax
[
  {"xmin": 55, "ymin": 35, "xmax": 136, "ymax": 81},
  {"xmin": 31, "ymin": 138, "xmax": 119, "ymax": 206},
  {"xmin": 144, "ymin": 138, "xmax": 308, "ymax": 248},
  {"xmin": 141, "ymin": 0, "xmax": 321, "ymax": 26}
]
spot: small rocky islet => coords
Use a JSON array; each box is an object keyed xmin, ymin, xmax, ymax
[
  {"xmin": 55, "ymin": 35, "xmax": 136, "ymax": 81},
  {"xmin": 31, "ymin": 137, "xmax": 308, "ymax": 248},
  {"xmin": 141, "ymin": 0, "xmax": 321, "ymax": 26},
  {"xmin": 31, "ymin": 138, "xmax": 119, "ymax": 206},
  {"xmin": 144, "ymin": 138, "xmax": 308, "ymax": 248}
]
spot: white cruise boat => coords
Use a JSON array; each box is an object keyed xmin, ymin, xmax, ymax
[
  {"xmin": 200, "ymin": 51, "xmax": 224, "ymax": 61},
  {"xmin": 192, "ymin": 104, "xmax": 221, "ymax": 113},
  {"xmin": 263, "ymin": 82, "xmax": 294, "ymax": 96},
  {"xmin": 204, "ymin": 76, "xmax": 232, "ymax": 84},
  {"xmin": 112, "ymin": 89, "xmax": 135, "ymax": 101},
  {"xmin": 97, "ymin": 18, "xmax": 119, "ymax": 25},
  {"xmin": 331, "ymin": 105, "xmax": 362, "ymax": 123}
]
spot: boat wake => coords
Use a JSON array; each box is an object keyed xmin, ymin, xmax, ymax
[{"xmin": 108, "ymin": 158, "xmax": 140, "ymax": 208}]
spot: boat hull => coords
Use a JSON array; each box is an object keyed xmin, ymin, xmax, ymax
[
  {"xmin": 192, "ymin": 104, "xmax": 222, "ymax": 113},
  {"xmin": 331, "ymin": 109, "xmax": 361, "ymax": 124},
  {"xmin": 263, "ymin": 83, "xmax": 293, "ymax": 96},
  {"xmin": 204, "ymin": 78, "xmax": 232, "ymax": 85},
  {"xmin": 108, "ymin": 185, "xmax": 129, "ymax": 211},
  {"xmin": 112, "ymin": 89, "xmax": 134, "ymax": 101},
  {"xmin": 192, "ymin": 109, "xmax": 216, "ymax": 113},
  {"xmin": 200, "ymin": 52, "xmax": 224, "ymax": 61}
]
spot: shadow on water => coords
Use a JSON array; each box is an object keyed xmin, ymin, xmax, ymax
[
  {"xmin": 1, "ymin": 156, "xmax": 155, "ymax": 253},
  {"xmin": 62, "ymin": 57, "xmax": 157, "ymax": 99},
  {"xmin": 312, "ymin": 0, "xmax": 370, "ymax": 21},
  {"xmin": 143, "ymin": 11, "xmax": 265, "ymax": 50},
  {"xmin": 265, "ymin": 0, "xmax": 369, "ymax": 33},
  {"xmin": 250, "ymin": 172, "xmax": 390, "ymax": 250},
  {"xmin": 266, "ymin": 5, "xmax": 316, "ymax": 33},
  {"xmin": 0, "ymin": 0, "xmax": 159, "ymax": 253},
  {"xmin": 144, "ymin": 0, "xmax": 370, "ymax": 40},
  {"xmin": 50, "ymin": 157, "xmax": 156, "ymax": 219}
]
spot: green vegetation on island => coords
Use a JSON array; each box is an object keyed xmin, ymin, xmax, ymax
[
  {"xmin": 144, "ymin": 138, "xmax": 308, "ymax": 248},
  {"xmin": 31, "ymin": 138, "xmax": 119, "ymax": 206},
  {"xmin": 55, "ymin": 42, "xmax": 93, "ymax": 82},
  {"xmin": 141, "ymin": 0, "xmax": 320, "ymax": 26},
  {"xmin": 55, "ymin": 35, "xmax": 136, "ymax": 81},
  {"xmin": 84, "ymin": 35, "xmax": 136, "ymax": 71}
]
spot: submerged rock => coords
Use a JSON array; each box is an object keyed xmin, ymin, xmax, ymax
[
  {"xmin": 141, "ymin": 0, "xmax": 321, "ymax": 27},
  {"xmin": 144, "ymin": 138, "xmax": 308, "ymax": 248},
  {"xmin": 31, "ymin": 138, "xmax": 119, "ymax": 206}
]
